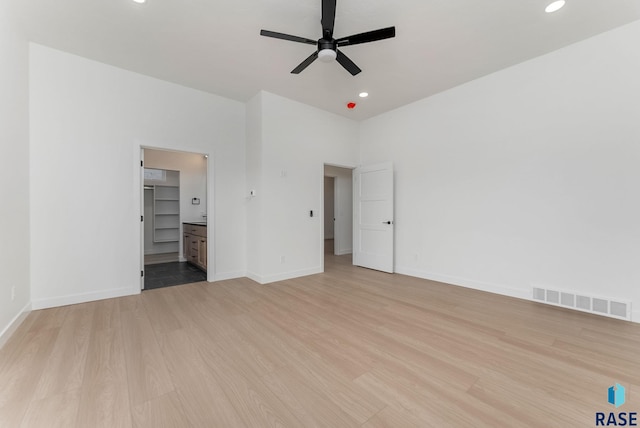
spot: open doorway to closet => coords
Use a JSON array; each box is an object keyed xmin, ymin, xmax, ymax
[
  {"xmin": 142, "ymin": 148, "xmax": 209, "ymax": 290},
  {"xmin": 323, "ymin": 165, "xmax": 354, "ymax": 266}
]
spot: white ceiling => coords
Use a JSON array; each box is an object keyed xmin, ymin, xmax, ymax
[{"xmin": 9, "ymin": 0, "xmax": 640, "ymax": 120}]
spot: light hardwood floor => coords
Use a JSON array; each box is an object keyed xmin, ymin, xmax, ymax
[{"xmin": 1, "ymin": 253, "xmax": 639, "ymax": 427}]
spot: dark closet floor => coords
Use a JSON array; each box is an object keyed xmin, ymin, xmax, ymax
[{"xmin": 143, "ymin": 262, "xmax": 206, "ymax": 290}]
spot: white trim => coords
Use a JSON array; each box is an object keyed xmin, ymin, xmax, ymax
[
  {"xmin": 31, "ymin": 287, "xmax": 139, "ymax": 310},
  {"xmin": 246, "ymin": 271, "xmax": 262, "ymax": 284},
  {"xmin": 205, "ymin": 153, "xmax": 214, "ymax": 283},
  {"xmin": 144, "ymin": 249, "xmax": 179, "ymax": 256},
  {"xmin": 633, "ymin": 310, "xmax": 640, "ymax": 324},
  {"xmin": 248, "ymin": 267, "xmax": 323, "ymax": 285},
  {"xmin": 395, "ymin": 266, "xmax": 530, "ymax": 300},
  {"xmin": 0, "ymin": 302, "xmax": 32, "ymax": 349},
  {"xmin": 213, "ymin": 271, "xmax": 246, "ymax": 281},
  {"xmin": 335, "ymin": 249, "xmax": 352, "ymax": 256}
]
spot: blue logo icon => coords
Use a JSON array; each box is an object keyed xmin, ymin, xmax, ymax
[{"xmin": 609, "ymin": 383, "xmax": 626, "ymax": 408}]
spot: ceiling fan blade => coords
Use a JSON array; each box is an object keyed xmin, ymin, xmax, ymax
[
  {"xmin": 260, "ymin": 30, "xmax": 317, "ymax": 45},
  {"xmin": 321, "ymin": 0, "xmax": 337, "ymax": 39},
  {"xmin": 291, "ymin": 51, "xmax": 319, "ymax": 74},
  {"xmin": 336, "ymin": 26, "xmax": 396, "ymax": 47},
  {"xmin": 336, "ymin": 50, "xmax": 361, "ymax": 76}
]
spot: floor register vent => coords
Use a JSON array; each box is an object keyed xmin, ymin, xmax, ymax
[{"xmin": 532, "ymin": 287, "xmax": 631, "ymax": 321}]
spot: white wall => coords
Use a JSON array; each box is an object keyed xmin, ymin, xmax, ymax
[
  {"xmin": 245, "ymin": 93, "xmax": 264, "ymax": 279},
  {"xmin": 325, "ymin": 165, "xmax": 353, "ymax": 255},
  {"xmin": 144, "ymin": 149, "xmax": 208, "ymax": 258},
  {"xmin": 360, "ymin": 21, "xmax": 640, "ymax": 321},
  {"xmin": 29, "ymin": 44, "xmax": 246, "ymax": 309},
  {"xmin": 0, "ymin": 3, "xmax": 31, "ymax": 345},
  {"xmin": 247, "ymin": 91, "xmax": 359, "ymax": 283}
]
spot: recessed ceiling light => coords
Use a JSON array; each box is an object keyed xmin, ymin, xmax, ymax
[
  {"xmin": 132, "ymin": 0, "xmax": 146, "ymax": 3},
  {"xmin": 359, "ymin": 92, "xmax": 369, "ymax": 98},
  {"xmin": 545, "ymin": 0, "xmax": 565, "ymax": 13}
]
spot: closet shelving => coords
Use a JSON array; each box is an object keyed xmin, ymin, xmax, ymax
[{"xmin": 153, "ymin": 185, "xmax": 180, "ymax": 243}]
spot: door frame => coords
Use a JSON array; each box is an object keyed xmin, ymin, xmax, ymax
[{"xmin": 135, "ymin": 143, "xmax": 214, "ymax": 289}]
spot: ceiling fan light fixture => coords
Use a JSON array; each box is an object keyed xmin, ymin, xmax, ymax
[
  {"xmin": 260, "ymin": 0, "xmax": 396, "ymax": 75},
  {"xmin": 545, "ymin": 0, "xmax": 565, "ymax": 13},
  {"xmin": 318, "ymin": 49, "xmax": 337, "ymax": 63}
]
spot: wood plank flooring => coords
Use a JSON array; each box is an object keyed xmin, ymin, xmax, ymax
[{"xmin": 1, "ymin": 253, "xmax": 640, "ymax": 427}]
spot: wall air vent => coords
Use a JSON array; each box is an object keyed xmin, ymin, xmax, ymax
[
  {"xmin": 576, "ymin": 295, "xmax": 591, "ymax": 311},
  {"xmin": 531, "ymin": 286, "xmax": 631, "ymax": 321}
]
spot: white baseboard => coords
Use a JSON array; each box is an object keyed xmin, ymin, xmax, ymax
[
  {"xmin": 246, "ymin": 271, "xmax": 262, "ymax": 284},
  {"xmin": 335, "ymin": 249, "xmax": 352, "ymax": 256},
  {"xmin": 246, "ymin": 267, "xmax": 323, "ymax": 285},
  {"xmin": 395, "ymin": 266, "xmax": 530, "ymax": 301},
  {"xmin": 396, "ymin": 266, "xmax": 640, "ymax": 325},
  {"xmin": 213, "ymin": 271, "xmax": 245, "ymax": 281},
  {"xmin": 31, "ymin": 286, "xmax": 140, "ymax": 310},
  {"xmin": 0, "ymin": 301, "xmax": 32, "ymax": 349},
  {"xmin": 144, "ymin": 249, "xmax": 178, "ymax": 255}
]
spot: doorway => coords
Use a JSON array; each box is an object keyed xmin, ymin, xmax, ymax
[
  {"xmin": 141, "ymin": 148, "xmax": 210, "ymax": 290},
  {"xmin": 323, "ymin": 162, "xmax": 395, "ymax": 274},
  {"xmin": 323, "ymin": 164, "xmax": 354, "ymax": 268}
]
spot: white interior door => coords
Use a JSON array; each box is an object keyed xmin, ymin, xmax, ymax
[
  {"xmin": 140, "ymin": 148, "xmax": 145, "ymax": 290},
  {"xmin": 353, "ymin": 162, "xmax": 394, "ymax": 273}
]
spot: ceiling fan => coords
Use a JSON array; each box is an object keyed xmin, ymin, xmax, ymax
[{"xmin": 260, "ymin": 0, "xmax": 396, "ymax": 76}]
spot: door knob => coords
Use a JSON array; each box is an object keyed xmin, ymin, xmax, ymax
[{"xmin": 382, "ymin": 221, "xmax": 393, "ymax": 225}]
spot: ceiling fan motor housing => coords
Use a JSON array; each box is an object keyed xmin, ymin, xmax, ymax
[{"xmin": 318, "ymin": 39, "xmax": 338, "ymax": 62}]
